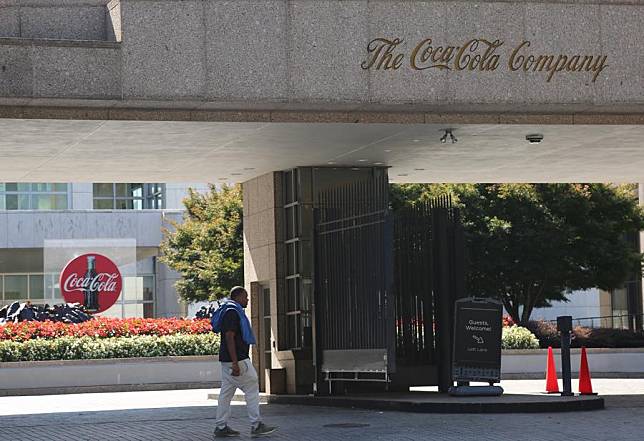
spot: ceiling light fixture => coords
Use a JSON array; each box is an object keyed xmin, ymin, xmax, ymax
[{"xmin": 440, "ymin": 129, "xmax": 457, "ymax": 144}]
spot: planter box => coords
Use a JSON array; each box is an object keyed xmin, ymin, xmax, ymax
[
  {"xmin": 0, "ymin": 355, "xmax": 222, "ymax": 396},
  {"xmin": 502, "ymin": 348, "xmax": 644, "ymax": 378}
]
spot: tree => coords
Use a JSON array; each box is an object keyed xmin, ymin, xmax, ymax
[
  {"xmin": 160, "ymin": 184, "xmax": 243, "ymax": 302},
  {"xmin": 392, "ymin": 183, "xmax": 644, "ymax": 325}
]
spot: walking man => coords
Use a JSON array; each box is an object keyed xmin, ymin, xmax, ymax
[{"xmin": 212, "ymin": 286, "xmax": 278, "ymax": 438}]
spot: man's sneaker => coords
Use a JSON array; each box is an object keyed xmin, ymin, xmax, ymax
[
  {"xmin": 213, "ymin": 426, "xmax": 240, "ymax": 438},
  {"xmin": 251, "ymin": 422, "xmax": 278, "ymax": 437}
]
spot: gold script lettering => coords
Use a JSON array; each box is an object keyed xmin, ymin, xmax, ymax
[
  {"xmin": 363, "ymin": 37, "xmax": 609, "ymax": 82},
  {"xmin": 361, "ymin": 38, "xmax": 404, "ymax": 70},
  {"xmin": 411, "ymin": 38, "xmax": 452, "ymax": 70}
]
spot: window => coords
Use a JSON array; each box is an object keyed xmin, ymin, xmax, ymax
[
  {"xmin": 92, "ymin": 184, "xmax": 165, "ymax": 210},
  {"xmin": 262, "ymin": 287, "xmax": 272, "ymax": 368},
  {"xmin": 1, "ymin": 273, "xmax": 51, "ymax": 303},
  {"xmin": 99, "ymin": 275, "xmax": 155, "ymax": 319},
  {"xmin": 0, "ymin": 183, "xmax": 69, "ymax": 210},
  {"xmin": 4, "ymin": 275, "xmax": 27, "ymax": 300},
  {"xmin": 282, "ymin": 169, "xmax": 309, "ymax": 350}
]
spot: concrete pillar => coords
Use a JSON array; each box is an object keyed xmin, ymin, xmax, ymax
[{"xmin": 243, "ymin": 172, "xmax": 288, "ymax": 393}]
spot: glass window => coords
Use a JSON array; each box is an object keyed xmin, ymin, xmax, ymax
[
  {"xmin": 115, "ymin": 183, "xmax": 128, "ymax": 197},
  {"xmin": 5, "ymin": 195, "xmax": 17, "ymax": 210},
  {"xmin": 5, "ymin": 194, "xmax": 29, "ymax": 210},
  {"xmin": 123, "ymin": 277, "xmax": 142, "ymax": 302},
  {"xmin": 32, "ymin": 195, "xmax": 54, "ymax": 210},
  {"xmin": 29, "ymin": 275, "xmax": 45, "ymax": 299},
  {"xmin": 32, "ymin": 183, "xmax": 50, "ymax": 192},
  {"xmin": 5, "ymin": 183, "xmax": 30, "ymax": 192},
  {"xmin": 287, "ymin": 314, "xmax": 301, "ymax": 349},
  {"xmin": 143, "ymin": 276, "xmax": 154, "ymax": 301},
  {"xmin": 143, "ymin": 303, "xmax": 154, "ymax": 318},
  {"xmin": 5, "ymin": 275, "xmax": 28, "ymax": 300},
  {"xmin": 130, "ymin": 184, "xmax": 143, "ymax": 198},
  {"xmin": 45, "ymin": 274, "xmax": 56, "ymax": 300},
  {"xmin": 1, "ymin": 183, "xmax": 68, "ymax": 211},
  {"xmin": 93, "ymin": 199, "xmax": 114, "ymax": 209},
  {"xmin": 93, "ymin": 183, "xmax": 165, "ymax": 210},
  {"xmin": 115, "ymin": 199, "xmax": 134, "ymax": 210},
  {"xmin": 287, "ymin": 278, "xmax": 298, "ymax": 312},
  {"xmin": 94, "ymin": 183, "xmax": 114, "ymax": 198}
]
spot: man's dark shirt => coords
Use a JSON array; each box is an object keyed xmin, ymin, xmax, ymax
[{"xmin": 219, "ymin": 309, "xmax": 250, "ymax": 362}]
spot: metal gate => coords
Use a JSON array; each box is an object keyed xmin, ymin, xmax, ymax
[
  {"xmin": 314, "ymin": 182, "xmax": 464, "ymax": 393},
  {"xmin": 314, "ymin": 175, "xmax": 394, "ymax": 392},
  {"xmin": 393, "ymin": 196, "xmax": 465, "ymax": 391}
]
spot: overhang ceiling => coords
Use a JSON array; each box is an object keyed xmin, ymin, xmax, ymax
[{"xmin": 0, "ymin": 119, "xmax": 643, "ymax": 183}]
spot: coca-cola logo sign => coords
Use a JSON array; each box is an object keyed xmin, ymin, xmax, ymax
[{"xmin": 59, "ymin": 253, "xmax": 123, "ymax": 313}]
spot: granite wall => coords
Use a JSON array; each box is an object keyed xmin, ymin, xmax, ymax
[
  {"xmin": 1, "ymin": 0, "xmax": 642, "ymax": 106},
  {"xmin": 0, "ymin": 0, "xmax": 117, "ymax": 41}
]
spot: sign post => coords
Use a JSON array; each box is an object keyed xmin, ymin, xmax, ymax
[
  {"xmin": 449, "ymin": 297, "xmax": 503, "ymax": 396},
  {"xmin": 557, "ymin": 315, "xmax": 574, "ymax": 397}
]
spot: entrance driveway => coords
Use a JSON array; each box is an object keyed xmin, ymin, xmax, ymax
[{"xmin": 0, "ymin": 380, "xmax": 643, "ymax": 441}]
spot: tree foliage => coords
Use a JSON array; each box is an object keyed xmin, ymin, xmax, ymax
[
  {"xmin": 392, "ymin": 183, "xmax": 644, "ymax": 324},
  {"xmin": 160, "ymin": 184, "xmax": 243, "ymax": 302}
]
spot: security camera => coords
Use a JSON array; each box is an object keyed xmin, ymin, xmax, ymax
[
  {"xmin": 441, "ymin": 129, "xmax": 457, "ymax": 144},
  {"xmin": 526, "ymin": 134, "xmax": 544, "ymax": 144}
]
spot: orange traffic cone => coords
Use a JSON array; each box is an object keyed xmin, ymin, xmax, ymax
[
  {"xmin": 578, "ymin": 346, "xmax": 596, "ymax": 395},
  {"xmin": 545, "ymin": 346, "xmax": 560, "ymax": 394}
]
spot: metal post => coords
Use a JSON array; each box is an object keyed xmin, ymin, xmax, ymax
[{"xmin": 557, "ymin": 316, "xmax": 574, "ymax": 397}]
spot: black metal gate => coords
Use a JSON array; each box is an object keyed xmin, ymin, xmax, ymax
[
  {"xmin": 314, "ymin": 175, "xmax": 394, "ymax": 392},
  {"xmin": 393, "ymin": 196, "xmax": 465, "ymax": 391},
  {"xmin": 314, "ymin": 179, "xmax": 464, "ymax": 393}
]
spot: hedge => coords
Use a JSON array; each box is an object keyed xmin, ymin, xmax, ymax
[
  {"xmin": 0, "ymin": 317, "xmax": 212, "ymax": 342},
  {"xmin": 0, "ymin": 333, "xmax": 219, "ymax": 362},
  {"xmin": 525, "ymin": 320, "xmax": 644, "ymax": 348}
]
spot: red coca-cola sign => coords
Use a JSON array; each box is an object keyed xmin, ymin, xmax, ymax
[{"xmin": 59, "ymin": 253, "xmax": 123, "ymax": 313}]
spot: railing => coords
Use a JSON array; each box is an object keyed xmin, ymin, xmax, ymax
[{"xmin": 545, "ymin": 314, "xmax": 644, "ymax": 330}]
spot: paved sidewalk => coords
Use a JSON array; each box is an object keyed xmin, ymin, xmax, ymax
[{"xmin": 0, "ymin": 380, "xmax": 643, "ymax": 441}]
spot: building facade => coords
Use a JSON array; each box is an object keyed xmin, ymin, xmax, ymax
[
  {"xmin": 0, "ymin": 182, "xmax": 207, "ymax": 318},
  {"xmin": 1, "ymin": 0, "xmax": 643, "ymax": 394}
]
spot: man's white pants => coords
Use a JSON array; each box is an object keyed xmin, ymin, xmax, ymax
[{"xmin": 216, "ymin": 358, "xmax": 261, "ymax": 429}]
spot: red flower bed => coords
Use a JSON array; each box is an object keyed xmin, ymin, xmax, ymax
[{"xmin": 0, "ymin": 317, "xmax": 212, "ymax": 342}]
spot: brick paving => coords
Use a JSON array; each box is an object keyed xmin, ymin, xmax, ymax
[{"xmin": 0, "ymin": 384, "xmax": 643, "ymax": 441}]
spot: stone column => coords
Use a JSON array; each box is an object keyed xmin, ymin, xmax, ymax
[{"xmin": 243, "ymin": 172, "xmax": 287, "ymax": 393}]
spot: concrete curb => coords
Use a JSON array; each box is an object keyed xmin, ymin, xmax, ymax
[
  {"xmin": 263, "ymin": 394, "xmax": 605, "ymax": 414},
  {"xmin": 0, "ymin": 382, "xmax": 221, "ymax": 397}
]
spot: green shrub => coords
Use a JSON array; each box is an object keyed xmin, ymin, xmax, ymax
[
  {"xmin": 0, "ymin": 333, "xmax": 220, "ymax": 362},
  {"xmin": 502, "ymin": 325, "xmax": 540, "ymax": 349}
]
